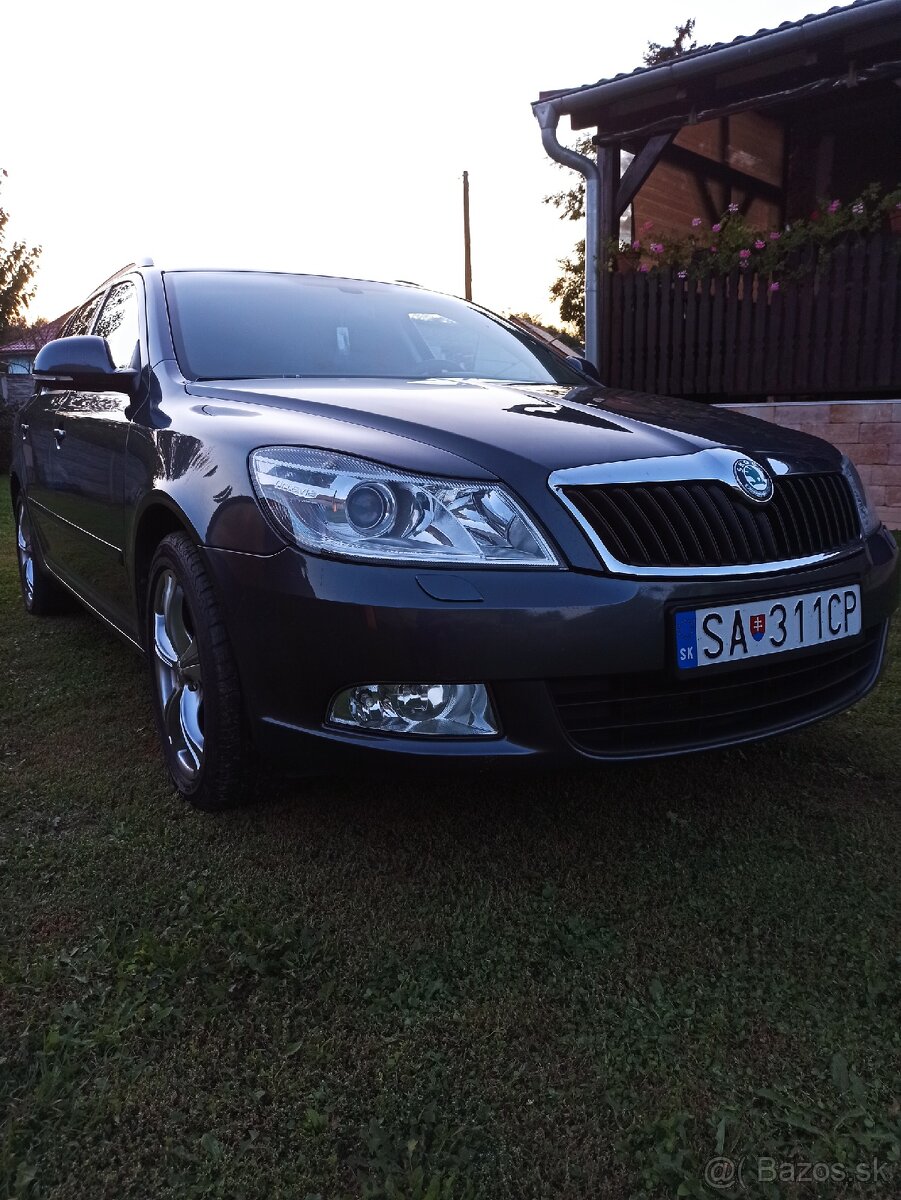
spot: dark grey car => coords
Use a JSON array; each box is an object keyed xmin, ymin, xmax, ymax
[{"xmin": 10, "ymin": 265, "xmax": 899, "ymax": 810}]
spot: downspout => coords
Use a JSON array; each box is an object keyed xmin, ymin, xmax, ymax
[{"xmin": 533, "ymin": 100, "xmax": 601, "ymax": 367}]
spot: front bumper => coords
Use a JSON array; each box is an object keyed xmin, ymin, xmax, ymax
[{"xmin": 203, "ymin": 526, "xmax": 899, "ymax": 769}]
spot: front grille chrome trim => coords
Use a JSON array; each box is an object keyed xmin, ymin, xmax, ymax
[{"xmin": 549, "ymin": 449, "xmax": 863, "ymax": 578}]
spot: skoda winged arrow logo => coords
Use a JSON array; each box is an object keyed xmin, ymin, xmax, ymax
[{"xmin": 732, "ymin": 457, "xmax": 774, "ymax": 503}]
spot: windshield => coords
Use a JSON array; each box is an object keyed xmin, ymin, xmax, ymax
[{"xmin": 163, "ymin": 271, "xmax": 585, "ymax": 386}]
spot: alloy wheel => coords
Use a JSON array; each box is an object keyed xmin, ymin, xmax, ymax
[
  {"xmin": 16, "ymin": 503, "xmax": 35, "ymax": 606},
  {"xmin": 151, "ymin": 568, "xmax": 204, "ymax": 781}
]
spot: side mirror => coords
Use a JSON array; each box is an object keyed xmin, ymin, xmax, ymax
[
  {"xmin": 33, "ymin": 336, "xmax": 138, "ymax": 396},
  {"xmin": 566, "ymin": 354, "xmax": 603, "ymax": 384}
]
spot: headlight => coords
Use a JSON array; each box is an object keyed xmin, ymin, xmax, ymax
[
  {"xmin": 249, "ymin": 447, "xmax": 559, "ymax": 566},
  {"xmin": 840, "ymin": 455, "xmax": 880, "ymax": 537}
]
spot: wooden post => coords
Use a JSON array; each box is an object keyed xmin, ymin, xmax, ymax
[
  {"xmin": 462, "ymin": 171, "xmax": 473, "ymax": 302},
  {"xmin": 596, "ymin": 143, "xmax": 619, "ymax": 376}
]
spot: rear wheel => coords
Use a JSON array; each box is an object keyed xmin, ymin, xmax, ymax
[
  {"xmin": 15, "ymin": 497, "xmax": 65, "ymax": 616},
  {"xmin": 147, "ymin": 533, "xmax": 256, "ymax": 811}
]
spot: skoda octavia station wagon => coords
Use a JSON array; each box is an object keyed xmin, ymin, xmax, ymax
[{"xmin": 11, "ymin": 264, "xmax": 899, "ymax": 810}]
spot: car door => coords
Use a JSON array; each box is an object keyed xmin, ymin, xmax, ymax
[
  {"xmin": 36, "ymin": 279, "xmax": 143, "ymax": 631},
  {"xmin": 24, "ymin": 292, "xmax": 106, "ymax": 553}
]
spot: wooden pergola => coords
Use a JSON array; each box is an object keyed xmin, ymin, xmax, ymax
[{"xmin": 533, "ymin": 0, "xmax": 901, "ymax": 385}]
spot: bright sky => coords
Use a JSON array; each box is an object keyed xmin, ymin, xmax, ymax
[{"xmin": 4, "ymin": 0, "xmax": 823, "ymax": 326}]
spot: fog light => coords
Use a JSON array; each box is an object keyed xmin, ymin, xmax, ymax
[{"xmin": 328, "ymin": 682, "xmax": 497, "ymax": 736}]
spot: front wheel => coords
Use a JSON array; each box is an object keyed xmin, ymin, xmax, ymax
[{"xmin": 147, "ymin": 533, "xmax": 256, "ymax": 811}]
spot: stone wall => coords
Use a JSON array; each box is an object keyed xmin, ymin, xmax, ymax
[{"xmin": 720, "ymin": 399, "xmax": 901, "ymax": 531}]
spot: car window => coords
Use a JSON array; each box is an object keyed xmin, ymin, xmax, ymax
[
  {"xmin": 95, "ymin": 281, "xmax": 140, "ymax": 369},
  {"xmin": 164, "ymin": 271, "xmax": 585, "ymax": 386},
  {"xmin": 64, "ymin": 293, "xmax": 104, "ymax": 337}
]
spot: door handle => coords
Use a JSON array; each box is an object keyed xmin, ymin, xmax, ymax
[
  {"xmin": 53, "ymin": 427, "xmax": 66, "ymax": 444},
  {"xmin": 21, "ymin": 423, "xmax": 29, "ymax": 441}
]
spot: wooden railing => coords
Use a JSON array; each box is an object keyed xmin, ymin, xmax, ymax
[{"xmin": 606, "ymin": 233, "xmax": 901, "ymax": 400}]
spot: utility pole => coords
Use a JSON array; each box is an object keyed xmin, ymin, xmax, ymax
[{"xmin": 462, "ymin": 170, "xmax": 472, "ymax": 301}]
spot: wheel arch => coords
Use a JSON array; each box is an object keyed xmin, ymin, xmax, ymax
[{"xmin": 131, "ymin": 495, "xmax": 202, "ymax": 634}]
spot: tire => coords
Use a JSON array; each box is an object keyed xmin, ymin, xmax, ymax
[
  {"xmin": 146, "ymin": 532, "xmax": 256, "ymax": 811},
  {"xmin": 14, "ymin": 497, "xmax": 65, "ymax": 616}
]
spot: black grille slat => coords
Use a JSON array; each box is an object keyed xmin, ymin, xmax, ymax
[
  {"xmin": 669, "ymin": 485, "xmax": 717, "ymax": 564},
  {"xmin": 785, "ymin": 477, "xmax": 817, "ymax": 555},
  {"xmin": 804, "ymin": 477, "xmax": 826, "ymax": 550},
  {"xmin": 734, "ymin": 499, "xmax": 769, "ymax": 562},
  {"xmin": 711, "ymin": 485, "xmax": 753, "ymax": 562},
  {"xmin": 579, "ymin": 493, "xmax": 631, "ymax": 563},
  {"xmin": 822, "ymin": 475, "xmax": 848, "ymax": 544},
  {"xmin": 549, "ymin": 627, "xmax": 885, "ymax": 757},
  {"xmin": 614, "ymin": 489, "xmax": 669, "ymax": 563},
  {"xmin": 812, "ymin": 474, "xmax": 841, "ymax": 545},
  {"xmin": 689, "ymin": 484, "xmax": 740, "ymax": 562},
  {"xmin": 636, "ymin": 488, "xmax": 688, "ymax": 565},
  {"xmin": 565, "ymin": 472, "xmax": 860, "ymax": 569},
  {"xmin": 651, "ymin": 486, "xmax": 701, "ymax": 564},
  {"xmin": 767, "ymin": 491, "xmax": 794, "ymax": 557},
  {"xmin": 828, "ymin": 473, "xmax": 857, "ymax": 544},
  {"xmin": 756, "ymin": 509, "xmax": 780, "ymax": 561},
  {"xmin": 576, "ymin": 489, "xmax": 644, "ymax": 564},
  {"xmin": 770, "ymin": 485, "xmax": 803, "ymax": 556}
]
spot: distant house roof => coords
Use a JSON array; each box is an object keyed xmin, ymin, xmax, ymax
[
  {"xmin": 536, "ymin": 0, "xmax": 901, "ymax": 141},
  {"xmin": 0, "ymin": 311, "xmax": 72, "ymax": 357}
]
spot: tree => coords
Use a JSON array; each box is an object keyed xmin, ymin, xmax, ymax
[
  {"xmin": 643, "ymin": 18, "xmax": 696, "ymax": 67},
  {"xmin": 0, "ymin": 169, "xmax": 41, "ymax": 344},
  {"xmin": 545, "ymin": 19, "xmax": 697, "ymax": 339}
]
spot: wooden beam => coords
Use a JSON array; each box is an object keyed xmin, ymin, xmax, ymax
[
  {"xmin": 662, "ymin": 143, "xmax": 784, "ymax": 203},
  {"xmin": 614, "ymin": 132, "xmax": 674, "ymax": 215}
]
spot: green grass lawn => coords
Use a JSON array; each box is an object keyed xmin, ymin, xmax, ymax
[{"xmin": 1, "ymin": 483, "xmax": 899, "ymax": 1199}]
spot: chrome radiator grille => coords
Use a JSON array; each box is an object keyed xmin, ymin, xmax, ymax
[{"xmin": 562, "ymin": 472, "xmax": 858, "ymax": 569}]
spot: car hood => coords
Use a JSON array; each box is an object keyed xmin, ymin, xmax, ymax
[{"xmin": 184, "ymin": 377, "xmax": 838, "ymax": 477}]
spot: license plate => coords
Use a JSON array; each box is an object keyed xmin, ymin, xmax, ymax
[{"xmin": 675, "ymin": 585, "xmax": 861, "ymax": 670}]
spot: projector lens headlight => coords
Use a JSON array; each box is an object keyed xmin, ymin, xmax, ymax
[
  {"xmin": 249, "ymin": 447, "xmax": 558, "ymax": 566},
  {"xmin": 345, "ymin": 482, "xmax": 397, "ymax": 538}
]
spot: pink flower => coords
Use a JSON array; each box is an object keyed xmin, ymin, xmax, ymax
[
  {"xmin": 691, "ymin": 217, "xmax": 702, "ymax": 227},
  {"xmin": 712, "ymin": 223, "xmax": 722, "ymax": 233},
  {"xmin": 828, "ymin": 199, "xmax": 840, "ymax": 214},
  {"xmin": 740, "ymin": 261, "xmax": 749, "ymax": 270},
  {"xmin": 710, "ymin": 245, "xmax": 718, "ymax": 253},
  {"xmin": 638, "ymin": 264, "xmax": 650, "ymax": 273},
  {"xmin": 754, "ymin": 240, "xmax": 766, "ymax": 250},
  {"xmin": 650, "ymin": 242, "xmax": 664, "ymax": 254},
  {"xmin": 769, "ymin": 281, "xmax": 780, "ymax": 292},
  {"xmin": 739, "ymin": 249, "xmax": 751, "ymax": 259},
  {"xmin": 677, "ymin": 270, "xmax": 687, "ymax": 279},
  {"xmin": 769, "ymin": 231, "xmax": 781, "ymax": 240},
  {"xmin": 632, "ymin": 240, "xmax": 641, "ymax": 251},
  {"xmin": 728, "ymin": 202, "xmax": 739, "ymax": 213}
]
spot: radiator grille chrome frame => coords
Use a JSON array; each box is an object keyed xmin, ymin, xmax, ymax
[{"xmin": 549, "ymin": 448, "xmax": 862, "ymax": 578}]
